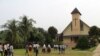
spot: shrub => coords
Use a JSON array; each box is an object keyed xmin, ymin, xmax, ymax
[{"xmin": 76, "ymin": 36, "xmax": 90, "ymax": 50}]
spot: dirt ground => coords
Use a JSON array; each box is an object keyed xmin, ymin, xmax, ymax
[{"xmin": 93, "ymin": 44, "xmax": 100, "ymax": 56}]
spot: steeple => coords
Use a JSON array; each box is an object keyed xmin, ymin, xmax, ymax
[
  {"xmin": 71, "ymin": 8, "xmax": 81, "ymax": 35},
  {"xmin": 71, "ymin": 8, "xmax": 81, "ymax": 15}
]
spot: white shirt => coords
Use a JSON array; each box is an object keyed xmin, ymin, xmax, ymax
[
  {"xmin": 10, "ymin": 45, "xmax": 14, "ymax": 52},
  {"xmin": 6, "ymin": 44, "xmax": 10, "ymax": 49},
  {"xmin": 4, "ymin": 45, "xmax": 7, "ymax": 50},
  {"xmin": 48, "ymin": 44, "xmax": 51, "ymax": 48},
  {"xmin": 43, "ymin": 44, "xmax": 46, "ymax": 49},
  {"xmin": 36, "ymin": 44, "xmax": 39, "ymax": 48}
]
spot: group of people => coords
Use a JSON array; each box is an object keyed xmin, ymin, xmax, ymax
[
  {"xmin": 25, "ymin": 43, "xmax": 52, "ymax": 56},
  {"xmin": 42, "ymin": 44, "xmax": 66, "ymax": 54},
  {"xmin": 25, "ymin": 43, "xmax": 67, "ymax": 56},
  {"xmin": 0, "ymin": 42, "xmax": 66, "ymax": 56},
  {"xmin": 25, "ymin": 43, "xmax": 39, "ymax": 56},
  {"xmin": 0, "ymin": 43, "xmax": 13, "ymax": 56},
  {"xmin": 42, "ymin": 44, "xmax": 51, "ymax": 53},
  {"xmin": 54, "ymin": 44, "xmax": 66, "ymax": 53}
]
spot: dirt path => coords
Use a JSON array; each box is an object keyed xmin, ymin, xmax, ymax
[{"xmin": 93, "ymin": 44, "xmax": 100, "ymax": 56}]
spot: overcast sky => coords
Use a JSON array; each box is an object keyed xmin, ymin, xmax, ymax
[{"xmin": 0, "ymin": 0, "xmax": 100, "ymax": 33}]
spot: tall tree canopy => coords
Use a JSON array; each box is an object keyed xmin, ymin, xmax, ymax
[
  {"xmin": 18, "ymin": 16, "xmax": 36, "ymax": 43},
  {"xmin": 88, "ymin": 26, "xmax": 100, "ymax": 46},
  {"xmin": 2, "ymin": 20, "xmax": 22, "ymax": 45},
  {"xmin": 89, "ymin": 26, "xmax": 99, "ymax": 36},
  {"xmin": 0, "ymin": 15, "xmax": 59, "ymax": 48},
  {"xmin": 48, "ymin": 26, "xmax": 58, "ymax": 39}
]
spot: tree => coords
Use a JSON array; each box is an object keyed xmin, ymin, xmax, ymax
[
  {"xmin": 88, "ymin": 26, "xmax": 100, "ymax": 46},
  {"xmin": 28, "ymin": 28, "xmax": 45, "ymax": 44},
  {"xmin": 48, "ymin": 26, "xmax": 58, "ymax": 39},
  {"xmin": 0, "ymin": 30, "xmax": 8, "ymax": 43},
  {"xmin": 2, "ymin": 20, "xmax": 22, "ymax": 46},
  {"xmin": 18, "ymin": 16, "xmax": 36, "ymax": 43},
  {"xmin": 89, "ymin": 26, "xmax": 99, "ymax": 36}
]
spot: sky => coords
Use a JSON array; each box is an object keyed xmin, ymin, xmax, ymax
[{"xmin": 0, "ymin": 0, "xmax": 100, "ymax": 33}]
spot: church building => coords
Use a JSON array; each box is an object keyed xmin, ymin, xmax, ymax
[{"xmin": 62, "ymin": 8, "xmax": 90, "ymax": 47}]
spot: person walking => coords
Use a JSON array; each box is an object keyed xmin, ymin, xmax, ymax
[
  {"xmin": 9, "ymin": 44, "xmax": 14, "ymax": 56},
  {"xmin": 42, "ymin": 44, "xmax": 46, "ymax": 53},
  {"xmin": 47, "ymin": 44, "xmax": 51, "ymax": 53},
  {"xmin": 28, "ymin": 43, "xmax": 33, "ymax": 56},
  {"xmin": 35, "ymin": 46, "xmax": 39, "ymax": 56},
  {"xmin": 6, "ymin": 43, "xmax": 10, "ymax": 56},
  {"xmin": 4, "ymin": 43, "xmax": 7, "ymax": 56}
]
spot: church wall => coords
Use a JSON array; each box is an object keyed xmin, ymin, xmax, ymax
[
  {"xmin": 80, "ymin": 24, "xmax": 90, "ymax": 35},
  {"xmin": 63, "ymin": 37, "xmax": 76, "ymax": 48},
  {"xmin": 63, "ymin": 37, "xmax": 71, "ymax": 44}
]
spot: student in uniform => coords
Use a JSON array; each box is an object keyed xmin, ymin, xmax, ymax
[
  {"xmin": 42, "ymin": 44, "xmax": 46, "ymax": 53},
  {"xmin": 47, "ymin": 44, "xmax": 51, "ymax": 53},
  {"xmin": 4, "ymin": 43, "xmax": 7, "ymax": 56},
  {"xmin": 9, "ymin": 44, "xmax": 14, "ymax": 56},
  {"xmin": 28, "ymin": 43, "xmax": 33, "ymax": 56}
]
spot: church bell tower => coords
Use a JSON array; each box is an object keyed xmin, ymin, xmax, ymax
[{"xmin": 71, "ymin": 8, "xmax": 81, "ymax": 35}]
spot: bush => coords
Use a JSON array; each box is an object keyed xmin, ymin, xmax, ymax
[
  {"xmin": 89, "ymin": 38, "xmax": 97, "ymax": 47},
  {"xmin": 76, "ymin": 36, "xmax": 90, "ymax": 50}
]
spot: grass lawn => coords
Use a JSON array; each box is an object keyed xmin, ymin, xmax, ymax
[{"xmin": 14, "ymin": 48, "xmax": 94, "ymax": 56}]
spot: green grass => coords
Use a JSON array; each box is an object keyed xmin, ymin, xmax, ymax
[
  {"xmin": 14, "ymin": 48, "xmax": 93, "ymax": 56},
  {"xmin": 88, "ymin": 46, "xmax": 97, "ymax": 51},
  {"xmin": 14, "ymin": 49, "xmax": 25, "ymax": 56}
]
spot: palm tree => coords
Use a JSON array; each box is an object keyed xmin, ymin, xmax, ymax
[
  {"xmin": 18, "ymin": 16, "xmax": 36, "ymax": 44},
  {"xmin": 3, "ymin": 19, "xmax": 22, "ymax": 45}
]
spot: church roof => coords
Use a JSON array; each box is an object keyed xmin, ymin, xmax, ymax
[
  {"xmin": 71, "ymin": 8, "xmax": 81, "ymax": 15},
  {"xmin": 62, "ymin": 20, "xmax": 90, "ymax": 33},
  {"xmin": 80, "ymin": 20, "xmax": 90, "ymax": 28}
]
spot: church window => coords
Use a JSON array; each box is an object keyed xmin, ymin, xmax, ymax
[
  {"xmin": 71, "ymin": 23, "xmax": 72, "ymax": 31},
  {"xmin": 80, "ymin": 21, "xmax": 84, "ymax": 31}
]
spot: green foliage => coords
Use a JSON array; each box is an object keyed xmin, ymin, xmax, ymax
[
  {"xmin": 76, "ymin": 36, "xmax": 90, "ymax": 50},
  {"xmin": 0, "ymin": 16, "xmax": 58, "ymax": 48},
  {"xmin": 18, "ymin": 16, "xmax": 35, "ymax": 43},
  {"xmin": 89, "ymin": 37, "xmax": 97, "ymax": 47},
  {"xmin": 48, "ymin": 26, "xmax": 58, "ymax": 39},
  {"xmin": 45, "ymin": 34, "xmax": 53, "ymax": 45},
  {"xmin": 88, "ymin": 26, "xmax": 100, "ymax": 47},
  {"xmin": 36, "ymin": 28, "xmax": 53, "ymax": 45},
  {"xmin": 89, "ymin": 26, "xmax": 99, "ymax": 36},
  {"xmin": 0, "ymin": 31, "xmax": 7, "ymax": 43},
  {"xmin": 34, "ymin": 32, "xmax": 45, "ymax": 44}
]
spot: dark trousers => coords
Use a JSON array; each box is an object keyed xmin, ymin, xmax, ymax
[
  {"xmin": 10, "ymin": 52, "xmax": 13, "ymax": 56},
  {"xmin": 42, "ymin": 48, "xmax": 46, "ymax": 53},
  {"xmin": 36, "ymin": 49, "xmax": 38, "ymax": 56},
  {"xmin": 47, "ymin": 48, "xmax": 51, "ymax": 53},
  {"xmin": 4, "ymin": 50, "xmax": 7, "ymax": 56}
]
